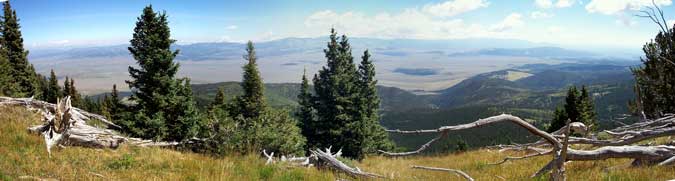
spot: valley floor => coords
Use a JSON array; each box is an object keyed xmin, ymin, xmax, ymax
[{"xmin": 1, "ymin": 107, "xmax": 673, "ymax": 180}]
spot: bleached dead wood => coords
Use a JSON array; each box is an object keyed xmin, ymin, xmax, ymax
[
  {"xmin": 382, "ymin": 114, "xmax": 675, "ymax": 178},
  {"xmin": 310, "ymin": 148, "xmax": 385, "ymax": 179},
  {"xmin": 0, "ymin": 96, "xmax": 120, "ymax": 129},
  {"xmin": 1, "ymin": 96, "xmax": 192, "ymax": 154},
  {"xmin": 411, "ymin": 165, "xmax": 474, "ymax": 181},
  {"xmin": 383, "ymin": 114, "xmax": 562, "ymax": 156}
]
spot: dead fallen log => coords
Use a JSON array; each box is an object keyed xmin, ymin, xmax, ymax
[
  {"xmin": 0, "ymin": 96, "xmax": 120, "ymax": 129},
  {"xmin": 2, "ymin": 96, "xmax": 193, "ymax": 154},
  {"xmin": 310, "ymin": 148, "xmax": 384, "ymax": 179},
  {"xmin": 382, "ymin": 114, "xmax": 675, "ymax": 178}
]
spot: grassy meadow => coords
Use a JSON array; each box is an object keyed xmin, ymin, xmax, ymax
[{"xmin": 1, "ymin": 107, "xmax": 674, "ymax": 180}]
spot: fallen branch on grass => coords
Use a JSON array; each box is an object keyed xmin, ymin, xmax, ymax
[
  {"xmin": 1, "ymin": 96, "xmax": 196, "ymax": 154},
  {"xmin": 381, "ymin": 114, "xmax": 675, "ymax": 178}
]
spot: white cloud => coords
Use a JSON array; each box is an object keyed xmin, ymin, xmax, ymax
[
  {"xmin": 225, "ymin": 25, "xmax": 238, "ymax": 30},
  {"xmin": 669, "ymin": 19, "xmax": 675, "ymax": 26},
  {"xmin": 536, "ymin": 0, "xmax": 575, "ymax": 8},
  {"xmin": 555, "ymin": 0, "xmax": 575, "ymax": 7},
  {"xmin": 490, "ymin": 13, "xmax": 524, "ymax": 32},
  {"xmin": 300, "ymin": 8, "xmax": 530, "ymax": 40},
  {"xmin": 535, "ymin": 0, "xmax": 554, "ymax": 8},
  {"xmin": 586, "ymin": 0, "xmax": 672, "ymax": 15},
  {"xmin": 531, "ymin": 11, "xmax": 554, "ymax": 19},
  {"xmin": 422, "ymin": 0, "xmax": 489, "ymax": 17}
]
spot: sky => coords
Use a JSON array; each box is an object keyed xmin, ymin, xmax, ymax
[{"xmin": 10, "ymin": 0, "xmax": 675, "ymax": 50}]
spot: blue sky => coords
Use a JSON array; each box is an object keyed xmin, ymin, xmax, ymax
[{"xmin": 11, "ymin": 0, "xmax": 675, "ymax": 50}]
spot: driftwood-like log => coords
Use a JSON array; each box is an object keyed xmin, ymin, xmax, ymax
[
  {"xmin": 383, "ymin": 114, "xmax": 675, "ymax": 178},
  {"xmin": 383, "ymin": 114, "xmax": 562, "ymax": 156},
  {"xmin": 411, "ymin": 165, "xmax": 474, "ymax": 181},
  {"xmin": 1, "ymin": 96, "xmax": 189, "ymax": 153},
  {"xmin": 0, "ymin": 96, "xmax": 120, "ymax": 129},
  {"xmin": 309, "ymin": 148, "xmax": 384, "ymax": 178}
]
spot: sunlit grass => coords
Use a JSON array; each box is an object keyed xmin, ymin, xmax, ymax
[{"xmin": 1, "ymin": 106, "xmax": 674, "ymax": 180}]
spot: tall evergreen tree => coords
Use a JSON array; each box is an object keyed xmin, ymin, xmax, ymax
[
  {"xmin": 68, "ymin": 78, "xmax": 82, "ymax": 108},
  {"xmin": 356, "ymin": 50, "xmax": 393, "ymax": 153},
  {"xmin": 564, "ymin": 86, "xmax": 580, "ymax": 123},
  {"xmin": 0, "ymin": 55, "xmax": 11, "ymax": 96},
  {"xmin": 123, "ymin": 5, "xmax": 200, "ymax": 141},
  {"xmin": 235, "ymin": 41, "xmax": 266, "ymax": 120},
  {"xmin": 1, "ymin": 0, "xmax": 38, "ymax": 97},
  {"xmin": 62, "ymin": 77, "xmax": 69, "ymax": 97},
  {"xmin": 211, "ymin": 87, "xmax": 226, "ymax": 108},
  {"xmin": 548, "ymin": 86, "xmax": 596, "ymax": 132},
  {"xmin": 578, "ymin": 86, "xmax": 597, "ymax": 131},
  {"xmin": 297, "ymin": 68, "xmax": 315, "ymax": 149},
  {"xmin": 312, "ymin": 29, "xmax": 367, "ymax": 159},
  {"xmin": 631, "ymin": 18, "xmax": 675, "ymax": 118},
  {"xmin": 44, "ymin": 69, "xmax": 61, "ymax": 103}
]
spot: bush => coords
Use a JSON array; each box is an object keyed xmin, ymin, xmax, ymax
[{"xmin": 204, "ymin": 107, "xmax": 306, "ymax": 156}]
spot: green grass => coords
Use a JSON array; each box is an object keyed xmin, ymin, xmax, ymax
[{"xmin": 1, "ymin": 106, "xmax": 674, "ymax": 180}]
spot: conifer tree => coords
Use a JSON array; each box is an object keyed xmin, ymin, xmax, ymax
[
  {"xmin": 109, "ymin": 84, "xmax": 123, "ymax": 120},
  {"xmin": 1, "ymin": 1, "xmax": 38, "ymax": 97},
  {"xmin": 564, "ymin": 86, "xmax": 580, "ymax": 123},
  {"xmin": 63, "ymin": 77, "xmax": 71, "ymax": 98},
  {"xmin": 548, "ymin": 86, "xmax": 596, "ymax": 132},
  {"xmin": 297, "ymin": 68, "xmax": 315, "ymax": 148},
  {"xmin": 312, "ymin": 29, "xmax": 365, "ymax": 159},
  {"xmin": 210, "ymin": 86, "xmax": 227, "ymax": 109},
  {"xmin": 356, "ymin": 50, "xmax": 393, "ymax": 153},
  {"xmin": 44, "ymin": 69, "xmax": 61, "ymax": 103},
  {"xmin": 100, "ymin": 94, "xmax": 112, "ymax": 120},
  {"xmin": 631, "ymin": 18, "xmax": 675, "ymax": 118},
  {"xmin": 578, "ymin": 86, "xmax": 597, "ymax": 131},
  {"xmin": 235, "ymin": 41, "xmax": 266, "ymax": 120},
  {"xmin": 68, "ymin": 78, "xmax": 82, "ymax": 108},
  {"xmin": 0, "ymin": 55, "xmax": 11, "ymax": 96},
  {"xmin": 124, "ymin": 5, "xmax": 200, "ymax": 141}
]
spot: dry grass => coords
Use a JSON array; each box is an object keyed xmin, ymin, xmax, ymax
[{"xmin": 1, "ymin": 106, "xmax": 674, "ymax": 180}]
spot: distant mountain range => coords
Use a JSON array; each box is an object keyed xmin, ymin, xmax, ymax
[{"xmin": 29, "ymin": 37, "xmax": 614, "ymax": 61}]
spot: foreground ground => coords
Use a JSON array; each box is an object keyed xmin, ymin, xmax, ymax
[{"xmin": 1, "ymin": 107, "xmax": 673, "ymax": 180}]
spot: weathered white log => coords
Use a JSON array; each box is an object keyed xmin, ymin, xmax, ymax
[
  {"xmin": 3, "ymin": 96, "xmax": 193, "ymax": 153},
  {"xmin": 383, "ymin": 114, "xmax": 562, "ymax": 156},
  {"xmin": 309, "ymin": 148, "xmax": 384, "ymax": 178},
  {"xmin": 411, "ymin": 165, "xmax": 474, "ymax": 181},
  {"xmin": 0, "ymin": 96, "xmax": 120, "ymax": 129}
]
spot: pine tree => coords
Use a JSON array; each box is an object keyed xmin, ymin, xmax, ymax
[
  {"xmin": 44, "ymin": 69, "xmax": 61, "ymax": 103},
  {"xmin": 631, "ymin": 19, "xmax": 675, "ymax": 118},
  {"xmin": 578, "ymin": 86, "xmax": 597, "ymax": 131},
  {"xmin": 235, "ymin": 41, "xmax": 266, "ymax": 120},
  {"xmin": 547, "ymin": 107, "xmax": 568, "ymax": 132},
  {"xmin": 69, "ymin": 78, "xmax": 82, "ymax": 108},
  {"xmin": 548, "ymin": 86, "xmax": 597, "ymax": 133},
  {"xmin": 212, "ymin": 87, "xmax": 226, "ymax": 107},
  {"xmin": 108, "ymin": 84, "xmax": 123, "ymax": 121},
  {"xmin": 297, "ymin": 68, "xmax": 315, "ymax": 149},
  {"xmin": 356, "ymin": 50, "xmax": 393, "ymax": 153},
  {"xmin": 124, "ymin": 5, "xmax": 201, "ymax": 141},
  {"xmin": 100, "ymin": 94, "xmax": 112, "ymax": 120},
  {"xmin": 63, "ymin": 77, "xmax": 71, "ymax": 98},
  {"xmin": 312, "ymin": 29, "xmax": 365, "ymax": 159},
  {"xmin": 204, "ymin": 42, "xmax": 306, "ymax": 155},
  {"xmin": 1, "ymin": 1, "xmax": 38, "ymax": 97},
  {"xmin": 0, "ymin": 55, "xmax": 11, "ymax": 96},
  {"xmin": 564, "ymin": 86, "xmax": 580, "ymax": 123}
]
